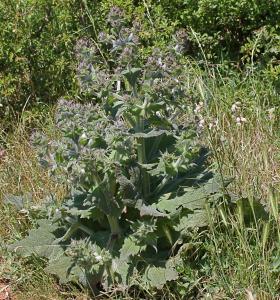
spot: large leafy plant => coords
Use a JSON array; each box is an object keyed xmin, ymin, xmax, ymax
[{"xmin": 10, "ymin": 7, "xmax": 227, "ymax": 294}]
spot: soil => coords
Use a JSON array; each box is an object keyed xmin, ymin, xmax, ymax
[{"xmin": 0, "ymin": 280, "xmax": 12, "ymax": 300}]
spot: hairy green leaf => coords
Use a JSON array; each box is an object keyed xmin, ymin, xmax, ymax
[
  {"xmin": 143, "ymin": 262, "xmax": 178, "ymax": 289},
  {"xmin": 9, "ymin": 220, "xmax": 63, "ymax": 260},
  {"xmin": 45, "ymin": 255, "xmax": 82, "ymax": 284},
  {"xmin": 174, "ymin": 211, "xmax": 208, "ymax": 232},
  {"xmin": 119, "ymin": 236, "xmax": 145, "ymax": 261},
  {"xmin": 133, "ymin": 130, "xmax": 169, "ymax": 139}
]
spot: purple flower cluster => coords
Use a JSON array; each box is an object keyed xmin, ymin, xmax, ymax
[
  {"xmin": 107, "ymin": 6, "xmax": 124, "ymax": 28},
  {"xmin": 173, "ymin": 29, "xmax": 190, "ymax": 54}
]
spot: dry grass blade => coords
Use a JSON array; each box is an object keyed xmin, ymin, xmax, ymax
[{"xmin": 0, "ymin": 122, "xmax": 65, "ymax": 240}]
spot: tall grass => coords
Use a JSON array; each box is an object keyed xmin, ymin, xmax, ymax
[
  {"xmin": 188, "ymin": 64, "xmax": 279, "ymax": 201},
  {"xmin": 189, "ymin": 65, "xmax": 280, "ymax": 299},
  {"xmin": 0, "ymin": 115, "xmax": 76, "ymax": 299},
  {"xmin": 204, "ymin": 198, "xmax": 280, "ymax": 299}
]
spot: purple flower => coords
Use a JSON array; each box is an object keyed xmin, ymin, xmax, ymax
[{"xmin": 107, "ymin": 6, "xmax": 124, "ymax": 27}]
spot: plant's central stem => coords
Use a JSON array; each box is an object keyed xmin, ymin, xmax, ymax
[
  {"xmin": 136, "ymin": 115, "xmax": 150, "ymax": 199},
  {"xmin": 107, "ymin": 216, "xmax": 121, "ymax": 237},
  {"xmin": 107, "ymin": 216, "xmax": 121, "ymax": 253},
  {"xmin": 92, "ymin": 170, "xmax": 121, "ymax": 243}
]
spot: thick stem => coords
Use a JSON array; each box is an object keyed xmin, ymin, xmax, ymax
[
  {"xmin": 154, "ymin": 174, "xmax": 171, "ymax": 195},
  {"xmin": 130, "ymin": 77, "xmax": 150, "ymax": 199},
  {"xmin": 138, "ymin": 139, "xmax": 150, "ymax": 199},
  {"xmin": 92, "ymin": 170, "xmax": 121, "ymax": 243},
  {"xmin": 107, "ymin": 216, "xmax": 121, "ymax": 237},
  {"xmin": 148, "ymin": 135, "xmax": 162, "ymax": 161},
  {"xmin": 106, "ymin": 215, "xmax": 121, "ymax": 256},
  {"xmin": 136, "ymin": 115, "xmax": 150, "ymax": 199}
]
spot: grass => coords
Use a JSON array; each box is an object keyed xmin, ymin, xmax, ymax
[
  {"xmin": 207, "ymin": 72, "xmax": 279, "ymax": 202},
  {"xmin": 0, "ymin": 115, "xmax": 64, "ymax": 240},
  {"xmin": 205, "ymin": 207, "xmax": 280, "ymax": 299},
  {"xmin": 186, "ymin": 66, "xmax": 280, "ymax": 299},
  {"xmin": 186, "ymin": 63, "xmax": 279, "ymax": 198},
  {"xmin": 0, "ymin": 64, "xmax": 279, "ymax": 299},
  {"xmin": 0, "ymin": 116, "xmax": 76, "ymax": 299}
]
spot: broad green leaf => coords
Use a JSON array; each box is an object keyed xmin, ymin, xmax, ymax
[
  {"xmin": 111, "ymin": 259, "xmax": 134, "ymax": 286},
  {"xmin": 139, "ymin": 203, "xmax": 168, "ymax": 218},
  {"xmin": 157, "ymin": 188, "xmax": 206, "ymax": 214},
  {"xmin": 174, "ymin": 211, "xmax": 208, "ymax": 232},
  {"xmin": 113, "ymin": 236, "xmax": 146, "ymax": 286},
  {"xmin": 146, "ymin": 162, "xmax": 166, "ymax": 176},
  {"xmin": 143, "ymin": 262, "xmax": 178, "ymax": 288},
  {"xmin": 45, "ymin": 255, "xmax": 82, "ymax": 284},
  {"xmin": 201, "ymin": 176, "xmax": 228, "ymax": 194},
  {"xmin": 131, "ymin": 199, "xmax": 167, "ymax": 217},
  {"xmin": 119, "ymin": 236, "xmax": 144, "ymax": 261},
  {"xmin": 157, "ymin": 177, "xmax": 227, "ymax": 214},
  {"xmin": 63, "ymin": 190, "xmax": 97, "ymax": 219},
  {"xmin": 133, "ymin": 129, "xmax": 169, "ymax": 139},
  {"xmin": 9, "ymin": 220, "xmax": 63, "ymax": 260}
]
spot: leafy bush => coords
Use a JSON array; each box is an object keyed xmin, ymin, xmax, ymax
[
  {"xmin": 155, "ymin": 0, "xmax": 280, "ymax": 61},
  {"xmin": 241, "ymin": 25, "xmax": 280, "ymax": 90},
  {"xmin": 8, "ymin": 9, "xmax": 228, "ymax": 294},
  {"xmin": 241, "ymin": 26, "xmax": 280, "ymax": 64},
  {"xmin": 0, "ymin": 0, "xmax": 82, "ymax": 121},
  {"xmin": 2, "ymin": 0, "xmax": 279, "ymax": 125}
]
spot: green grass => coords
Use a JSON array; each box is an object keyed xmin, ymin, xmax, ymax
[
  {"xmin": 0, "ymin": 63, "xmax": 279, "ymax": 299},
  {"xmin": 204, "ymin": 207, "xmax": 280, "ymax": 299},
  {"xmin": 187, "ymin": 63, "xmax": 279, "ymax": 198}
]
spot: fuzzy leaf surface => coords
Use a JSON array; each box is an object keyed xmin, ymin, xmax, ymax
[
  {"xmin": 143, "ymin": 262, "xmax": 178, "ymax": 289},
  {"xmin": 45, "ymin": 254, "xmax": 82, "ymax": 284},
  {"xmin": 157, "ymin": 177, "xmax": 225, "ymax": 214},
  {"xmin": 9, "ymin": 220, "xmax": 64, "ymax": 260},
  {"xmin": 174, "ymin": 211, "xmax": 208, "ymax": 232}
]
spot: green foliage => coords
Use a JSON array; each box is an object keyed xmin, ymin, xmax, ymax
[
  {"xmin": 8, "ymin": 10, "xmax": 229, "ymax": 294},
  {"xmin": 2, "ymin": 0, "xmax": 279, "ymax": 125},
  {"xmin": 0, "ymin": 0, "xmax": 82, "ymax": 121},
  {"xmin": 155, "ymin": 0, "xmax": 280, "ymax": 61},
  {"xmin": 241, "ymin": 25, "xmax": 280, "ymax": 65},
  {"xmin": 0, "ymin": 0, "xmax": 174, "ymax": 124},
  {"xmin": 241, "ymin": 25, "xmax": 280, "ymax": 90}
]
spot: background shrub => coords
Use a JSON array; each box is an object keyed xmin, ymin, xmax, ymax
[
  {"xmin": 0, "ymin": 0, "xmax": 80, "ymax": 121},
  {"xmin": 156, "ymin": 0, "xmax": 280, "ymax": 60},
  {"xmin": 1, "ymin": 0, "xmax": 279, "ymax": 124}
]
